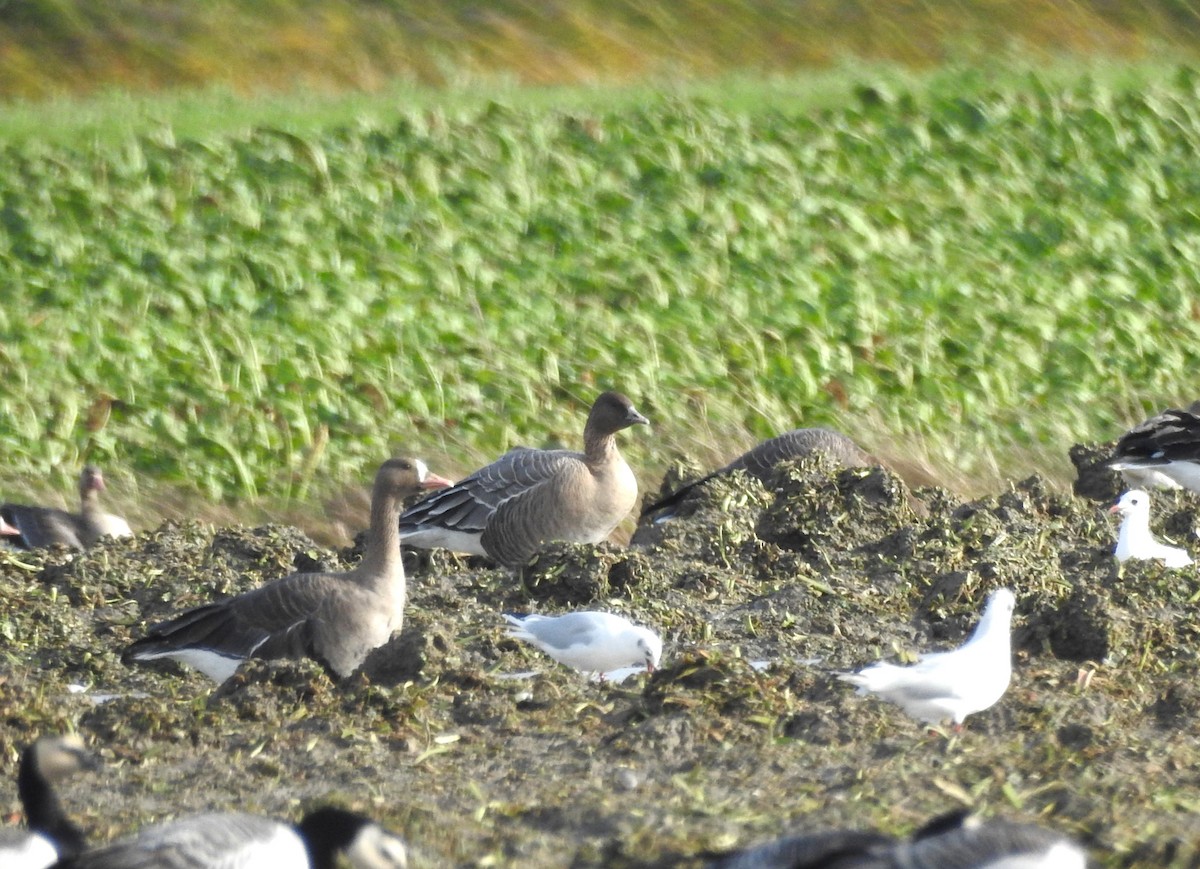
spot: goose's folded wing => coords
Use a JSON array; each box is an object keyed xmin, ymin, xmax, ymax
[
  {"xmin": 1114, "ymin": 409, "xmax": 1200, "ymax": 463},
  {"xmin": 123, "ymin": 574, "xmax": 333, "ymax": 665},
  {"xmin": 1, "ymin": 504, "xmax": 85, "ymax": 550},
  {"xmin": 61, "ymin": 813, "xmax": 300, "ymax": 869},
  {"xmin": 401, "ymin": 448, "xmax": 575, "ymax": 534}
]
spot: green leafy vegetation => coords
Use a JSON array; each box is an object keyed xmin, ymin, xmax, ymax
[{"xmin": 4, "ymin": 69, "xmax": 1200, "ymax": 520}]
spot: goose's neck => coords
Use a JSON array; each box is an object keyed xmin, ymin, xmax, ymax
[
  {"xmin": 18, "ymin": 754, "xmax": 85, "ymax": 854},
  {"xmin": 79, "ymin": 488, "xmax": 100, "ymax": 517},
  {"xmin": 356, "ymin": 491, "xmax": 404, "ymax": 590},
  {"xmin": 584, "ymin": 432, "xmax": 619, "ymax": 468}
]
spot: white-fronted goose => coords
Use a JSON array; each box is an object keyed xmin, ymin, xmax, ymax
[
  {"xmin": 122, "ymin": 457, "xmax": 451, "ymax": 684},
  {"xmin": 55, "ymin": 806, "xmax": 408, "ymax": 869},
  {"xmin": 0, "ymin": 735, "xmax": 95, "ymax": 869},
  {"xmin": 1108, "ymin": 402, "xmax": 1200, "ymax": 492},
  {"xmin": 710, "ymin": 810, "xmax": 1086, "ymax": 869},
  {"xmin": 504, "ymin": 611, "xmax": 662, "ymax": 678},
  {"xmin": 0, "ymin": 467, "xmax": 132, "ymax": 550},
  {"xmin": 838, "ymin": 589, "xmax": 1015, "ymax": 730},
  {"xmin": 1111, "ymin": 489, "xmax": 1193, "ymax": 568},
  {"xmin": 641, "ymin": 427, "xmax": 870, "ymax": 518},
  {"xmin": 400, "ymin": 391, "xmax": 649, "ymax": 566}
]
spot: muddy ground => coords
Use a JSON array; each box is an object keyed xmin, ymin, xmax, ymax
[{"xmin": 3, "ymin": 448, "xmax": 1200, "ymax": 867}]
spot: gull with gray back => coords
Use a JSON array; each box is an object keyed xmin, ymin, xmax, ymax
[
  {"xmin": 0, "ymin": 467, "xmax": 132, "ymax": 550},
  {"xmin": 53, "ymin": 806, "xmax": 408, "ymax": 869},
  {"xmin": 122, "ymin": 457, "xmax": 450, "ymax": 684},
  {"xmin": 504, "ymin": 611, "xmax": 662, "ymax": 679},
  {"xmin": 0, "ymin": 735, "xmax": 96, "ymax": 869},
  {"xmin": 838, "ymin": 589, "xmax": 1015, "ymax": 730},
  {"xmin": 400, "ymin": 391, "xmax": 649, "ymax": 566}
]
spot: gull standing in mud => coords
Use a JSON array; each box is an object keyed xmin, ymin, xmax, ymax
[
  {"xmin": 838, "ymin": 588, "xmax": 1015, "ymax": 731},
  {"xmin": 503, "ymin": 611, "xmax": 662, "ymax": 680},
  {"xmin": 1111, "ymin": 489, "xmax": 1193, "ymax": 568}
]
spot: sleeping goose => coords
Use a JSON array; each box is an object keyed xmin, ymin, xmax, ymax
[
  {"xmin": 1108, "ymin": 403, "xmax": 1200, "ymax": 492},
  {"xmin": 53, "ymin": 806, "xmax": 408, "ymax": 869},
  {"xmin": 1110, "ymin": 489, "xmax": 1193, "ymax": 568},
  {"xmin": 838, "ymin": 589, "xmax": 1015, "ymax": 731},
  {"xmin": 400, "ymin": 391, "xmax": 649, "ymax": 567},
  {"xmin": 0, "ymin": 467, "xmax": 132, "ymax": 550},
  {"xmin": 122, "ymin": 457, "xmax": 450, "ymax": 684},
  {"xmin": 641, "ymin": 427, "xmax": 870, "ymax": 519},
  {"xmin": 710, "ymin": 810, "xmax": 1086, "ymax": 869},
  {"xmin": 1, "ymin": 735, "xmax": 96, "ymax": 869}
]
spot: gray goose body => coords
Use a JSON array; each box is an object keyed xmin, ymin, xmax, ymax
[
  {"xmin": 122, "ymin": 458, "xmax": 449, "ymax": 683},
  {"xmin": 1, "ymin": 735, "xmax": 95, "ymax": 869},
  {"xmin": 1108, "ymin": 403, "xmax": 1200, "ymax": 492},
  {"xmin": 0, "ymin": 467, "xmax": 132, "ymax": 550},
  {"xmin": 641, "ymin": 427, "xmax": 869, "ymax": 518},
  {"xmin": 710, "ymin": 812, "xmax": 1087, "ymax": 869},
  {"xmin": 53, "ymin": 806, "xmax": 408, "ymax": 869},
  {"xmin": 400, "ymin": 392, "xmax": 649, "ymax": 567}
]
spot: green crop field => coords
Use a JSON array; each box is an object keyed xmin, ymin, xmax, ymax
[{"xmin": 3, "ymin": 65, "xmax": 1200, "ymax": 532}]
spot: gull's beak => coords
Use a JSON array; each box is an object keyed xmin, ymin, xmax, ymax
[
  {"xmin": 1108, "ymin": 505, "xmax": 1121, "ymax": 514},
  {"xmin": 645, "ymin": 657, "xmax": 656, "ymax": 674}
]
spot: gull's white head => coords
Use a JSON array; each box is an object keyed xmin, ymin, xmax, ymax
[
  {"xmin": 629, "ymin": 626, "xmax": 663, "ymax": 673},
  {"xmin": 1111, "ymin": 489, "xmax": 1151, "ymax": 519}
]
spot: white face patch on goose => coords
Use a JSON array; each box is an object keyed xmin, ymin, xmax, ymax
[
  {"xmin": 413, "ymin": 459, "xmax": 429, "ymax": 483},
  {"xmin": 345, "ymin": 823, "xmax": 409, "ymax": 869}
]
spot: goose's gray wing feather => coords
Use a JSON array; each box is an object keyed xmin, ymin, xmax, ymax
[
  {"xmin": 123, "ymin": 573, "xmax": 336, "ymax": 666},
  {"xmin": 61, "ymin": 813, "xmax": 298, "ymax": 869},
  {"xmin": 709, "ymin": 829, "xmax": 894, "ymax": 868},
  {"xmin": 642, "ymin": 428, "xmax": 868, "ymax": 517},
  {"xmin": 1, "ymin": 504, "xmax": 86, "ymax": 550},
  {"xmin": 401, "ymin": 448, "xmax": 577, "ymax": 535}
]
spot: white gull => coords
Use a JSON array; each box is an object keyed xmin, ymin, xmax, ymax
[
  {"xmin": 503, "ymin": 611, "xmax": 662, "ymax": 680},
  {"xmin": 1111, "ymin": 489, "xmax": 1192, "ymax": 568},
  {"xmin": 838, "ymin": 588, "xmax": 1015, "ymax": 730}
]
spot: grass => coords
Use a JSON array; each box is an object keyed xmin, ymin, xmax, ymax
[{"xmin": 1, "ymin": 0, "xmax": 1199, "ymax": 101}]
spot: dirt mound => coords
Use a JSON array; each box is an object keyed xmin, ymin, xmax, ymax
[{"xmin": 3, "ymin": 452, "xmax": 1199, "ymax": 866}]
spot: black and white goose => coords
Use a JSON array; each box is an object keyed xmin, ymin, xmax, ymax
[
  {"xmin": 1108, "ymin": 403, "xmax": 1200, "ymax": 492},
  {"xmin": 710, "ymin": 810, "xmax": 1087, "ymax": 869},
  {"xmin": 0, "ymin": 466, "xmax": 132, "ymax": 550},
  {"xmin": 53, "ymin": 806, "xmax": 408, "ymax": 869},
  {"xmin": 399, "ymin": 391, "xmax": 649, "ymax": 567},
  {"xmin": 122, "ymin": 457, "xmax": 450, "ymax": 684},
  {"xmin": 640, "ymin": 427, "xmax": 870, "ymax": 520},
  {"xmin": 0, "ymin": 735, "xmax": 96, "ymax": 869}
]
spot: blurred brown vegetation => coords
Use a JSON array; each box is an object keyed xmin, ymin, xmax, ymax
[{"xmin": 1, "ymin": 0, "xmax": 1199, "ymax": 100}]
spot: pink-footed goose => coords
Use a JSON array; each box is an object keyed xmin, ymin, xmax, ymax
[
  {"xmin": 641, "ymin": 427, "xmax": 870, "ymax": 518},
  {"xmin": 400, "ymin": 391, "xmax": 649, "ymax": 567},
  {"xmin": 0, "ymin": 467, "xmax": 132, "ymax": 550},
  {"xmin": 122, "ymin": 457, "xmax": 451, "ymax": 684}
]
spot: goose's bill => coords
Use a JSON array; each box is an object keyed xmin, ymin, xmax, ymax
[
  {"xmin": 0, "ymin": 515, "xmax": 19, "ymax": 536},
  {"xmin": 421, "ymin": 473, "xmax": 454, "ymax": 490}
]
